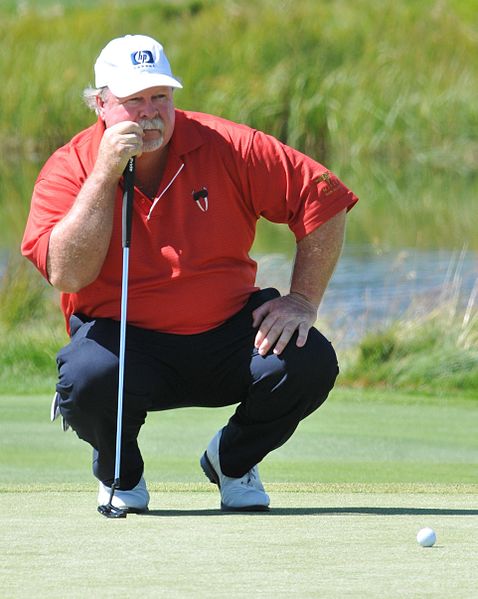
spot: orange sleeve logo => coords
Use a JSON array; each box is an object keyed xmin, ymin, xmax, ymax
[{"xmin": 313, "ymin": 172, "xmax": 340, "ymax": 196}]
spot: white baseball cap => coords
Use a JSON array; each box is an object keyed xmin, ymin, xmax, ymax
[{"xmin": 94, "ymin": 34, "xmax": 183, "ymax": 97}]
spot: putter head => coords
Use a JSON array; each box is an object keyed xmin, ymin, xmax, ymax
[
  {"xmin": 97, "ymin": 503, "xmax": 128, "ymax": 518},
  {"xmin": 97, "ymin": 480, "xmax": 127, "ymax": 518}
]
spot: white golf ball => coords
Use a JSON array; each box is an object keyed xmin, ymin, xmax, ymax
[{"xmin": 417, "ymin": 527, "xmax": 436, "ymax": 547}]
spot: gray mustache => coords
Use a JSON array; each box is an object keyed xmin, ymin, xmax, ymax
[{"xmin": 139, "ymin": 119, "xmax": 164, "ymax": 132}]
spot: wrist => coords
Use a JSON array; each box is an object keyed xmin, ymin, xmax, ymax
[
  {"xmin": 90, "ymin": 164, "xmax": 122, "ymax": 187},
  {"xmin": 289, "ymin": 290, "xmax": 318, "ymax": 311}
]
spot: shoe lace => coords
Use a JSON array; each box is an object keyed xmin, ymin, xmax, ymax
[{"xmin": 241, "ymin": 467, "xmax": 258, "ymax": 486}]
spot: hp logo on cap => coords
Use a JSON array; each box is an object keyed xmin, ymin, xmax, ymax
[{"xmin": 131, "ymin": 50, "xmax": 154, "ymax": 65}]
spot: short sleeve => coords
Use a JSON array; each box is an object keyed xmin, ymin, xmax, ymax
[
  {"xmin": 246, "ymin": 130, "xmax": 358, "ymax": 241},
  {"xmin": 21, "ymin": 151, "xmax": 86, "ymax": 281}
]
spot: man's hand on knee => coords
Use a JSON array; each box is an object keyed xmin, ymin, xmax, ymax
[{"xmin": 252, "ymin": 293, "xmax": 318, "ymax": 356}]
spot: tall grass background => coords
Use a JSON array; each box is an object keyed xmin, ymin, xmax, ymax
[
  {"xmin": 2, "ymin": 0, "xmax": 477, "ymax": 248},
  {"xmin": 0, "ymin": 0, "xmax": 476, "ymax": 395}
]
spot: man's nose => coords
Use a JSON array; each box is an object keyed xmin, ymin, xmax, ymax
[{"xmin": 139, "ymin": 100, "xmax": 158, "ymax": 119}]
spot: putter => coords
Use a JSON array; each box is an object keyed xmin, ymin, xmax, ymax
[{"xmin": 98, "ymin": 156, "xmax": 136, "ymax": 519}]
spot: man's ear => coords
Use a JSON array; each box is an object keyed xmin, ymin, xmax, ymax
[{"xmin": 96, "ymin": 94, "xmax": 106, "ymax": 119}]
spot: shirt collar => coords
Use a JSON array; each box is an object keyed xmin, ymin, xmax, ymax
[{"xmin": 169, "ymin": 109, "xmax": 205, "ymax": 156}]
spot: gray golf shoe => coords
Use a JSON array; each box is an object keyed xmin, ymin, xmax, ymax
[{"xmin": 200, "ymin": 429, "xmax": 270, "ymax": 512}]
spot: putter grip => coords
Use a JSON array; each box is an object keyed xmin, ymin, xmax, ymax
[{"xmin": 122, "ymin": 157, "xmax": 136, "ymax": 248}]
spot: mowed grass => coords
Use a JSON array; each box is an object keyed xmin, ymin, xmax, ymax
[
  {"xmin": 1, "ymin": 389, "xmax": 478, "ymax": 487},
  {"xmin": 1, "ymin": 489, "xmax": 477, "ymax": 599},
  {"xmin": 1, "ymin": 390, "xmax": 477, "ymax": 597}
]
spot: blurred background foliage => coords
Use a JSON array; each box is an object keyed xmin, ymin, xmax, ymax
[{"xmin": 0, "ymin": 0, "xmax": 476, "ymax": 394}]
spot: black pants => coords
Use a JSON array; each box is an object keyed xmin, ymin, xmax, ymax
[{"xmin": 56, "ymin": 288, "xmax": 339, "ymax": 489}]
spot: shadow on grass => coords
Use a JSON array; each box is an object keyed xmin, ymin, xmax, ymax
[{"xmin": 141, "ymin": 507, "xmax": 478, "ymax": 517}]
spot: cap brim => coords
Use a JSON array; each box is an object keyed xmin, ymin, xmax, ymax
[{"xmin": 107, "ymin": 73, "xmax": 183, "ymax": 98}]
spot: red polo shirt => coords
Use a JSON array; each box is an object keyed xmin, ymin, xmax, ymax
[{"xmin": 22, "ymin": 110, "xmax": 358, "ymax": 334}]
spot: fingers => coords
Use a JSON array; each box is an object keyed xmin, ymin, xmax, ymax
[
  {"xmin": 251, "ymin": 302, "xmax": 270, "ymax": 328},
  {"xmin": 252, "ymin": 296, "xmax": 316, "ymax": 356},
  {"xmin": 253, "ymin": 311, "xmax": 277, "ymax": 355},
  {"xmin": 295, "ymin": 320, "xmax": 310, "ymax": 348},
  {"xmin": 96, "ymin": 121, "xmax": 145, "ymax": 178},
  {"xmin": 255, "ymin": 317, "xmax": 309, "ymax": 356}
]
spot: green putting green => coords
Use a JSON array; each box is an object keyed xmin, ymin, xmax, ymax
[
  {"xmin": 1, "ymin": 390, "xmax": 477, "ymax": 597},
  {"xmin": 1, "ymin": 488, "xmax": 477, "ymax": 598}
]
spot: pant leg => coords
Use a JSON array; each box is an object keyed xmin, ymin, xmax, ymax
[
  {"xmin": 214, "ymin": 293, "xmax": 339, "ymax": 477},
  {"xmin": 56, "ymin": 315, "xmax": 154, "ymax": 489},
  {"xmin": 56, "ymin": 291, "xmax": 339, "ymax": 484}
]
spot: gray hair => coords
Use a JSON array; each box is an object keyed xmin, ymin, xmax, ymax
[{"xmin": 82, "ymin": 86, "xmax": 109, "ymax": 114}]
